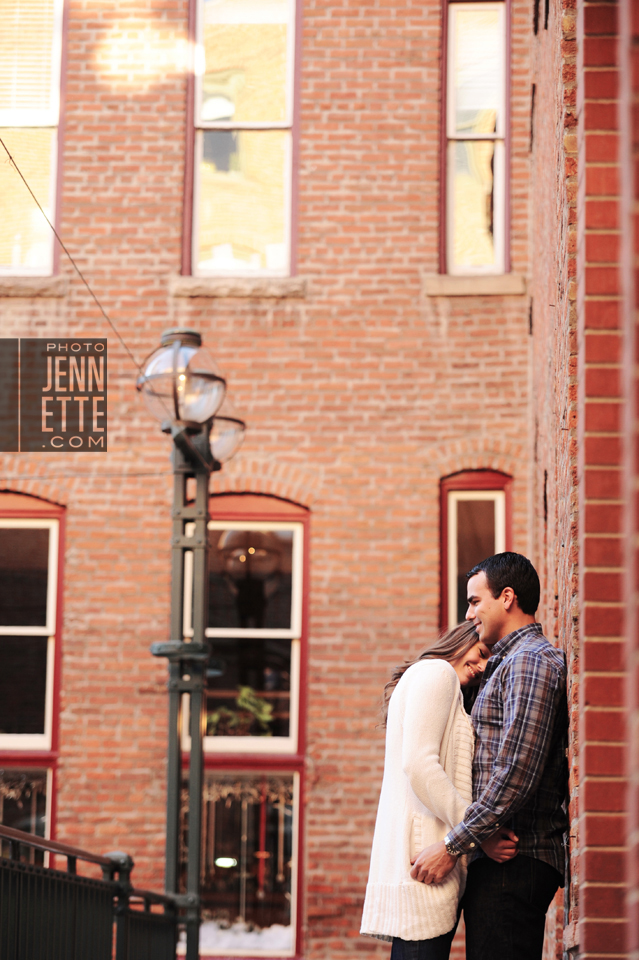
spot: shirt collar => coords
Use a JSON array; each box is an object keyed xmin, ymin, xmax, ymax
[{"xmin": 488, "ymin": 622, "xmax": 543, "ymax": 663}]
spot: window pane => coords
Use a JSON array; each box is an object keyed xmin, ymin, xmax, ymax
[
  {"xmin": 0, "ymin": 128, "xmax": 54, "ymax": 273},
  {"xmin": 450, "ymin": 6, "xmax": 503, "ymax": 136},
  {"xmin": 208, "ymin": 528, "xmax": 293, "ymax": 630},
  {"xmin": 0, "ymin": 0, "xmax": 58, "ymax": 119},
  {"xmin": 197, "ymin": 130, "xmax": 289, "ymax": 274},
  {"xmin": 206, "ymin": 638, "xmax": 291, "ymax": 738},
  {"xmin": 201, "ymin": 0, "xmax": 290, "ymax": 124},
  {"xmin": 0, "ymin": 767, "xmax": 47, "ymax": 864},
  {"xmin": 182, "ymin": 772, "xmax": 295, "ymax": 955},
  {"xmin": 456, "ymin": 500, "xmax": 495, "ymax": 622},
  {"xmin": 449, "ymin": 139, "xmax": 500, "ymax": 271},
  {"xmin": 0, "ymin": 637, "xmax": 47, "ymax": 734},
  {"xmin": 0, "ymin": 527, "xmax": 49, "ymax": 626}
]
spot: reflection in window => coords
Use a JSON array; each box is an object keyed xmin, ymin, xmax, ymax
[
  {"xmin": 0, "ymin": 128, "xmax": 56, "ymax": 274},
  {"xmin": 446, "ymin": 491, "xmax": 505, "ymax": 627},
  {"xmin": 181, "ymin": 772, "xmax": 296, "ymax": 956},
  {"xmin": 450, "ymin": 140, "xmax": 502, "ymax": 272},
  {"xmin": 209, "ymin": 529, "xmax": 294, "ymax": 631},
  {"xmin": 0, "ymin": 527, "xmax": 49, "ymax": 626},
  {"xmin": 455, "ymin": 500, "xmax": 496, "ymax": 621},
  {"xmin": 0, "ymin": 768, "xmax": 48, "ymax": 864},
  {"xmin": 0, "ymin": 0, "xmax": 63, "ymax": 275},
  {"xmin": 197, "ymin": 130, "xmax": 289, "ymax": 274},
  {"xmin": 446, "ymin": 3, "xmax": 505, "ymax": 274},
  {"xmin": 206, "ymin": 638, "xmax": 291, "ymax": 738},
  {"xmin": 451, "ymin": 8, "xmax": 502, "ymax": 135},
  {"xmin": 0, "ymin": 518, "xmax": 58, "ymax": 750},
  {"xmin": 194, "ymin": 0, "xmax": 295, "ymax": 276},
  {"xmin": 0, "ymin": 637, "xmax": 48, "ymax": 734},
  {"xmin": 201, "ymin": 0, "xmax": 290, "ymax": 124}
]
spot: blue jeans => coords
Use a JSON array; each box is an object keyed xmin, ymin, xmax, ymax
[
  {"xmin": 463, "ymin": 855, "xmax": 562, "ymax": 960},
  {"xmin": 390, "ymin": 927, "xmax": 456, "ymax": 960}
]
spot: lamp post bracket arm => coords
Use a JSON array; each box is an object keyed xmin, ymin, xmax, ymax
[{"xmin": 150, "ymin": 640, "xmax": 210, "ymax": 661}]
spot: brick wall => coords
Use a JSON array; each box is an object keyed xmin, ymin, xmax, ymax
[
  {"xmin": 576, "ymin": 1, "xmax": 627, "ymax": 955},
  {"xmin": 530, "ymin": 0, "xmax": 579, "ymax": 951},
  {"xmin": 531, "ymin": 0, "xmax": 630, "ymax": 956},
  {"xmin": 0, "ymin": 0, "xmax": 534, "ymax": 957},
  {"xmin": 620, "ymin": 0, "xmax": 639, "ymax": 955}
]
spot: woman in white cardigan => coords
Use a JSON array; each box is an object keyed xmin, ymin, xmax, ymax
[{"xmin": 360, "ymin": 622, "xmax": 512, "ymax": 960}]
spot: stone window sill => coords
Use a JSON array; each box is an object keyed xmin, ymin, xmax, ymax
[
  {"xmin": 169, "ymin": 275, "xmax": 307, "ymax": 299},
  {"xmin": 422, "ymin": 274, "xmax": 527, "ymax": 296},
  {"xmin": 0, "ymin": 276, "xmax": 68, "ymax": 298}
]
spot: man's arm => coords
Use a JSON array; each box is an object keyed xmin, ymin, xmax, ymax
[{"xmin": 410, "ymin": 829, "xmax": 519, "ymax": 883}]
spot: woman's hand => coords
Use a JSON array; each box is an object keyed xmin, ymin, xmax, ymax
[
  {"xmin": 480, "ymin": 828, "xmax": 519, "ymax": 863},
  {"xmin": 410, "ymin": 841, "xmax": 458, "ymax": 884}
]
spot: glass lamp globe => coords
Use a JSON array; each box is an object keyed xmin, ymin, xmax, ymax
[
  {"xmin": 137, "ymin": 328, "xmax": 226, "ymax": 427},
  {"xmin": 210, "ymin": 403, "xmax": 246, "ymax": 463}
]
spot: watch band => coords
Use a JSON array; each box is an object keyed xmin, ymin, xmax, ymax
[{"xmin": 444, "ymin": 835, "xmax": 462, "ymax": 857}]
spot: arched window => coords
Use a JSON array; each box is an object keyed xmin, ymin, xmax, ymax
[
  {"xmin": 0, "ymin": 491, "xmax": 65, "ymax": 852},
  {"xmin": 440, "ymin": 470, "xmax": 512, "ymax": 629},
  {"xmin": 180, "ymin": 493, "xmax": 308, "ymax": 958}
]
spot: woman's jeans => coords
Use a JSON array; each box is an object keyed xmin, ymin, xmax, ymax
[
  {"xmin": 390, "ymin": 927, "xmax": 456, "ymax": 960},
  {"xmin": 462, "ymin": 855, "xmax": 562, "ymax": 960}
]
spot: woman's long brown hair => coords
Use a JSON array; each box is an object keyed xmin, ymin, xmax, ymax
[{"xmin": 381, "ymin": 621, "xmax": 480, "ymax": 723}]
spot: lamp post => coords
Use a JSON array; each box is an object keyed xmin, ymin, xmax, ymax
[{"xmin": 137, "ymin": 328, "xmax": 245, "ymax": 960}]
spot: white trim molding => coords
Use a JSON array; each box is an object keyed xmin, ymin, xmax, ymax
[{"xmin": 422, "ymin": 273, "xmax": 527, "ymax": 296}]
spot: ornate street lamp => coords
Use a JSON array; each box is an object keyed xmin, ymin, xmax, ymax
[{"xmin": 137, "ymin": 328, "xmax": 245, "ymax": 960}]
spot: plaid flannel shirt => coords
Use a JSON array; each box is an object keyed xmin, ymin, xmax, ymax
[{"xmin": 446, "ymin": 623, "xmax": 568, "ymax": 877}]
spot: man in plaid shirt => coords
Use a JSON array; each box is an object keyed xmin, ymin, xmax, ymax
[{"xmin": 410, "ymin": 553, "xmax": 568, "ymax": 960}]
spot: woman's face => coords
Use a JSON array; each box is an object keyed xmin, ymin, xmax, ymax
[{"xmin": 451, "ymin": 641, "xmax": 491, "ymax": 688}]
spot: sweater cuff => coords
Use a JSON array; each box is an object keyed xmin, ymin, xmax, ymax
[{"xmin": 446, "ymin": 822, "xmax": 480, "ymax": 855}]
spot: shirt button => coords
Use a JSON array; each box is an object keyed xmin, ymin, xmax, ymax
[{"xmin": 494, "ymin": 823, "xmax": 499, "ymax": 828}]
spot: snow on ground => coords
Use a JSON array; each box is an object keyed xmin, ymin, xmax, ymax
[{"xmin": 178, "ymin": 920, "xmax": 294, "ymax": 955}]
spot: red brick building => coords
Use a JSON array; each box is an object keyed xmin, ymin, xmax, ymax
[{"xmin": 0, "ymin": 0, "xmax": 636, "ymax": 957}]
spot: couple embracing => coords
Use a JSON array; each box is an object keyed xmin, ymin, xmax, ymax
[{"xmin": 361, "ymin": 553, "xmax": 568, "ymax": 960}]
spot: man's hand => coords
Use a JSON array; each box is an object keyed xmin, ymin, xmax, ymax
[
  {"xmin": 409, "ymin": 841, "xmax": 457, "ymax": 884},
  {"xmin": 481, "ymin": 828, "xmax": 519, "ymax": 863}
]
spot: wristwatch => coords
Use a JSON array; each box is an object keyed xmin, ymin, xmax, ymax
[{"xmin": 444, "ymin": 834, "xmax": 463, "ymax": 858}]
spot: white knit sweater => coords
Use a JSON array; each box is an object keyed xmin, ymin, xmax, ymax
[{"xmin": 360, "ymin": 659, "xmax": 474, "ymax": 942}]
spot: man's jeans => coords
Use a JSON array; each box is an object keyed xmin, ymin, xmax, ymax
[
  {"xmin": 463, "ymin": 855, "xmax": 562, "ymax": 960},
  {"xmin": 390, "ymin": 927, "xmax": 456, "ymax": 960}
]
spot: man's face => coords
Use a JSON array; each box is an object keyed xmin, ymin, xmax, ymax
[{"xmin": 465, "ymin": 571, "xmax": 508, "ymax": 646}]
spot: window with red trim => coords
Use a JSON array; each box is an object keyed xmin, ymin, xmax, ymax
[
  {"xmin": 0, "ymin": 492, "xmax": 64, "ymax": 848},
  {"xmin": 441, "ymin": 0, "xmax": 509, "ymax": 275},
  {"xmin": 440, "ymin": 471, "xmax": 512, "ymax": 630},
  {"xmin": 189, "ymin": 0, "xmax": 298, "ymax": 277},
  {"xmin": 179, "ymin": 494, "xmax": 307, "ymax": 959}
]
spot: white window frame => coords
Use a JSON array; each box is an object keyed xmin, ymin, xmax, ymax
[
  {"xmin": 192, "ymin": 0, "xmax": 296, "ymax": 278},
  {"xmin": 203, "ymin": 520, "xmax": 303, "ymax": 640},
  {"xmin": 0, "ymin": 0, "xmax": 64, "ymax": 277},
  {"xmin": 182, "ymin": 520, "xmax": 303, "ymax": 755},
  {"xmin": 0, "ymin": 518, "xmax": 59, "ymax": 751},
  {"xmin": 178, "ymin": 770, "xmax": 300, "ymax": 958},
  {"xmin": 446, "ymin": 490, "xmax": 505, "ymax": 629},
  {"xmin": 446, "ymin": 1, "xmax": 506, "ymax": 276}
]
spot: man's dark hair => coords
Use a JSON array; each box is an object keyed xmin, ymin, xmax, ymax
[{"xmin": 467, "ymin": 552, "xmax": 540, "ymax": 615}]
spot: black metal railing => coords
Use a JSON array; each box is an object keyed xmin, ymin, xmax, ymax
[{"xmin": 0, "ymin": 824, "xmax": 178, "ymax": 960}]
